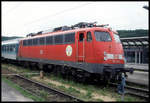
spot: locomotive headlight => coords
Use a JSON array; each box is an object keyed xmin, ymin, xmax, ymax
[
  {"xmin": 104, "ymin": 51, "xmax": 107, "ymax": 56},
  {"xmin": 104, "ymin": 57, "xmax": 107, "ymax": 61},
  {"xmin": 104, "ymin": 51, "xmax": 107, "ymax": 61},
  {"xmin": 119, "ymin": 54, "xmax": 123, "ymax": 59}
]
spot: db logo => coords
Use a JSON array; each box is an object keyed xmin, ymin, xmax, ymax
[{"xmin": 66, "ymin": 45, "xmax": 72, "ymax": 56}]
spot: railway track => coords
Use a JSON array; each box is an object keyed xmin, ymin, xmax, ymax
[
  {"xmin": 2, "ymin": 63, "xmax": 148, "ymax": 101},
  {"xmin": 109, "ymin": 82, "xmax": 149, "ymax": 100},
  {"xmin": 3, "ymin": 73, "xmax": 83, "ymax": 102}
]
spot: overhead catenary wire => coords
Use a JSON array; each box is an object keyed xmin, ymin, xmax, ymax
[
  {"xmin": 24, "ymin": 2, "xmax": 93, "ymax": 26},
  {"xmin": 3, "ymin": 2, "xmax": 22, "ymax": 16}
]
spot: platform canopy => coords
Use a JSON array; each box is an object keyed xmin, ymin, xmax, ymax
[{"xmin": 120, "ymin": 36, "xmax": 149, "ymax": 48}]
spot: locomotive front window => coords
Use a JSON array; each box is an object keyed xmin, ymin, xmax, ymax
[
  {"xmin": 114, "ymin": 34, "xmax": 121, "ymax": 43},
  {"xmin": 94, "ymin": 31, "xmax": 111, "ymax": 42}
]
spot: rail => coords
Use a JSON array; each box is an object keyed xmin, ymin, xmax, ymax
[{"xmin": 109, "ymin": 82, "xmax": 149, "ymax": 100}]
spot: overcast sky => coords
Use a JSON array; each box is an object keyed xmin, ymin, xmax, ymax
[{"xmin": 2, "ymin": 1, "xmax": 149, "ymax": 37}]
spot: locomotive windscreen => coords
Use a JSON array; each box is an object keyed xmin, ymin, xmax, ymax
[
  {"xmin": 114, "ymin": 34, "xmax": 121, "ymax": 43},
  {"xmin": 94, "ymin": 31, "xmax": 112, "ymax": 42}
]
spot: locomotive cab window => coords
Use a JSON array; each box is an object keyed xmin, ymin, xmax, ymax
[
  {"xmin": 79, "ymin": 33, "xmax": 84, "ymax": 42},
  {"xmin": 94, "ymin": 31, "xmax": 111, "ymax": 42},
  {"xmin": 86, "ymin": 31, "xmax": 92, "ymax": 42}
]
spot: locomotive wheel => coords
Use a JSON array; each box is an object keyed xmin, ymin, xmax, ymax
[
  {"xmin": 60, "ymin": 66, "xmax": 66, "ymax": 78},
  {"xmin": 75, "ymin": 70, "xmax": 85, "ymax": 83},
  {"xmin": 23, "ymin": 61, "xmax": 29, "ymax": 68},
  {"xmin": 55, "ymin": 66, "xmax": 61, "ymax": 77},
  {"xmin": 71, "ymin": 68, "xmax": 77, "ymax": 81}
]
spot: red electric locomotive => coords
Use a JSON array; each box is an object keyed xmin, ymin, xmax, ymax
[{"xmin": 18, "ymin": 22, "xmax": 133, "ymax": 82}]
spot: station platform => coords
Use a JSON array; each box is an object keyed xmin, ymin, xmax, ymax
[
  {"xmin": 126, "ymin": 70, "xmax": 149, "ymax": 86},
  {"xmin": 125, "ymin": 63, "xmax": 148, "ymax": 71},
  {"xmin": 2, "ymin": 80, "xmax": 33, "ymax": 101}
]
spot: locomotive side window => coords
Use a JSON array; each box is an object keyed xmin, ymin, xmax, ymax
[
  {"xmin": 87, "ymin": 31, "xmax": 92, "ymax": 42},
  {"xmin": 33, "ymin": 38, "xmax": 38, "ymax": 45},
  {"xmin": 28, "ymin": 39, "xmax": 33, "ymax": 46},
  {"xmin": 39, "ymin": 37, "xmax": 45, "ymax": 45},
  {"xmin": 46, "ymin": 36, "xmax": 53, "ymax": 45},
  {"xmin": 10, "ymin": 45, "xmax": 13, "ymax": 51},
  {"xmin": 79, "ymin": 33, "xmax": 84, "ymax": 42},
  {"xmin": 23, "ymin": 40, "xmax": 27, "ymax": 46},
  {"xmin": 64, "ymin": 32, "xmax": 75, "ymax": 44},
  {"xmin": 54, "ymin": 35, "xmax": 63, "ymax": 44},
  {"xmin": 94, "ymin": 31, "xmax": 111, "ymax": 42}
]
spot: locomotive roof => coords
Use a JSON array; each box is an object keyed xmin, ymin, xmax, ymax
[{"xmin": 22, "ymin": 27, "xmax": 111, "ymax": 40}]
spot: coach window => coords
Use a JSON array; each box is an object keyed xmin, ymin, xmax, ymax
[
  {"xmin": 3, "ymin": 45, "xmax": 5, "ymax": 51},
  {"xmin": 86, "ymin": 31, "xmax": 92, "ymax": 42},
  {"xmin": 10, "ymin": 45, "xmax": 12, "ymax": 52},
  {"xmin": 7, "ymin": 45, "xmax": 9, "ymax": 52},
  {"xmin": 79, "ymin": 33, "xmax": 84, "ymax": 42},
  {"xmin": 1, "ymin": 46, "xmax": 3, "ymax": 51},
  {"xmin": 6, "ymin": 45, "xmax": 9, "ymax": 52},
  {"xmin": 2, "ymin": 45, "xmax": 3, "ymax": 51}
]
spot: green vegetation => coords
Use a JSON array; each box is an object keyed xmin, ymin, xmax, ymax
[
  {"xmin": 2, "ymin": 36, "xmax": 23, "ymax": 41},
  {"xmin": 67, "ymin": 86, "xmax": 80, "ymax": 94},
  {"xmin": 2, "ymin": 63, "xmax": 39, "ymax": 74},
  {"xmin": 2, "ymin": 77, "xmax": 45, "ymax": 101},
  {"xmin": 117, "ymin": 29, "xmax": 148, "ymax": 38},
  {"xmin": 39, "ymin": 90, "xmax": 49, "ymax": 99},
  {"xmin": 85, "ymin": 91, "xmax": 92, "ymax": 98}
]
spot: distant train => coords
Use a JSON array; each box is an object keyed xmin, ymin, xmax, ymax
[{"xmin": 2, "ymin": 22, "xmax": 133, "ymax": 82}]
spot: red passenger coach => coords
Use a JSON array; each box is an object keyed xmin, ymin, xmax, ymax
[{"xmin": 18, "ymin": 22, "xmax": 133, "ymax": 81}]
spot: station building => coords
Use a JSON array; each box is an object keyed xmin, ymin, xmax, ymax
[{"xmin": 121, "ymin": 36, "xmax": 149, "ymax": 64}]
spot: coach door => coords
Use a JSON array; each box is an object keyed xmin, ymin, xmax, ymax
[{"xmin": 76, "ymin": 31, "xmax": 86, "ymax": 62}]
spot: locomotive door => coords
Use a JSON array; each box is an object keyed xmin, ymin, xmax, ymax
[{"xmin": 76, "ymin": 31, "xmax": 86, "ymax": 62}]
